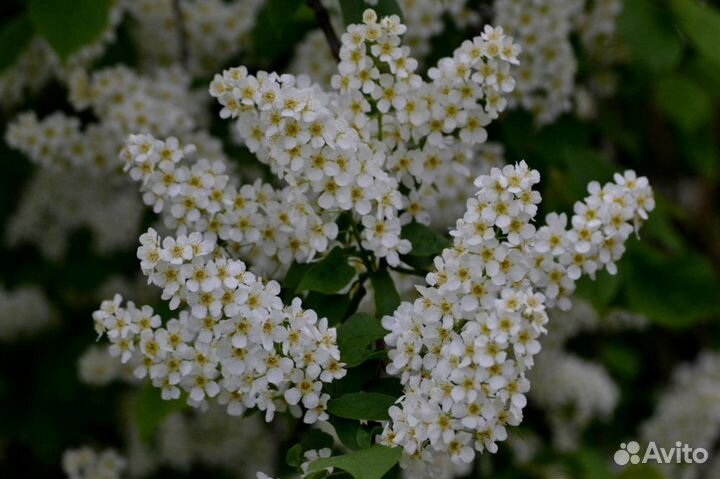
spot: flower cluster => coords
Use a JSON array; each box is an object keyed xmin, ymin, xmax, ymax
[
  {"xmin": 494, "ymin": 0, "xmax": 625, "ymax": 124},
  {"xmin": 127, "ymin": 0, "xmax": 263, "ymax": 76},
  {"xmin": 0, "ymin": 4, "xmax": 122, "ymax": 110},
  {"xmin": 0, "ymin": 285, "xmax": 53, "ymax": 341},
  {"xmin": 78, "ymin": 345, "xmax": 134, "ymax": 386},
  {"xmin": 211, "ymin": 11, "xmax": 520, "ymax": 265},
  {"xmin": 577, "ymin": 0, "xmax": 623, "ymax": 66},
  {"xmin": 5, "ymin": 66, "xmax": 200, "ymax": 258},
  {"xmin": 291, "ymin": 0, "xmax": 479, "ymax": 84},
  {"xmin": 62, "ymin": 447, "xmax": 126, "ymax": 479},
  {"xmin": 494, "ymin": 0, "xmax": 581, "ymax": 124},
  {"xmin": 641, "ymin": 351, "xmax": 720, "ymax": 479},
  {"xmin": 120, "ymin": 134, "xmax": 339, "ymax": 276},
  {"xmin": 94, "ymin": 228, "xmax": 346, "ymax": 423},
  {"xmin": 152, "ymin": 405, "xmax": 273, "ymax": 475},
  {"xmin": 398, "ymin": 0, "xmax": 480, "ymax": 58},
  {"xmin": 6, "ymin": 66, "xmax": 196, "ymax": 175},
  {"xmin": 379, "ymin": 163, "xmax": 653, "ymax": 474},
  {"xmin": 0, "ymin": 40, "xmax": 57, "ymax": 110}
]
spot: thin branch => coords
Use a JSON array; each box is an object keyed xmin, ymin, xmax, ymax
[
  {"xmin": 388, "ymin": 265, "xmax": 427, "ymax": 278},
  {"xmin": 345, "ymin": 274, "xmax": 369, "ymax": 319},
  {"xmin": 171, "ymin": 0, "xmax": 190, "ymax": 69},
  {"xmin": 350, "ymin": 217, "xmax": 376, "ymax": 273},
  {"xmin": 306, "ymin": 0, "xmax": 341, "ymax": 62}
]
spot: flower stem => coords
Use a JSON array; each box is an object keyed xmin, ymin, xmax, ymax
[{"xmin": 307, "ymin": 0, "xmax": 341, "ymax": 62}]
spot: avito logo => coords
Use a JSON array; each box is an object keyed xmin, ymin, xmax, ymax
[{"xmin": 613, "ymin": 441, "xmax": 708, "ymax": 466}]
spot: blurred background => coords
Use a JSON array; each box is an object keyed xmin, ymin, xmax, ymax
[{"xmin": 0, "ymin": 0, "xmax": 719, "ymax": 478}]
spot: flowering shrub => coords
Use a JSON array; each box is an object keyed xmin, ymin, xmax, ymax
[
  {"xmin": 1, "ymin": 1, "xmax": 719, "ymax": 479},
  {"xmin": 85, "ymin": 9, "xmax": 657, "ymax": 478}
]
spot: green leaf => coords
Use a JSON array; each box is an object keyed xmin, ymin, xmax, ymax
[
  {"xmin": 401, "ymin": 222, "xmax": 451, "ymax": 257},
  {"xmin": 304, "ymin": 471, "xmax": 330, "ymax": 479},
  {"xmin": 287, "ymin": 443, "xmax": 304, "ymax": 468},
  {"xmin": 641, "ymin": 196, "xmax": 686, "ymax": 253},
  {"xmin": 624, "ymin": 245, "xmax": 720, "ymax": 328},
  {"xmin": 344, "ymin": 349, "xmax": 387, "ymax": 368},
  {"xmin": 301, "ymin": 429, "xmax": 336, "ymax": 451},
  {"xmin": 685, "ymin": 127, "xmax": 719, "ymax": 179},
  {"xmin": 337, "ymin": 313, "xmax": 387, "ymax": 350},
  {"xmin": 331, "ymin": 417, "xmax": 374, "ymax": 450},
  {"xmin": 283, "ymin": 261, "xmax": 311, "ymax": 294},
  {"xmin": 560, "ymin": 145, "xmax": 614, "ymax": 195},
  {"xmin": 325, "ymin": 364, "xmax": 377, "ymax": 397},
  {"xmin": 364, "ymin": 377, "xmax": 404, "ymax": 398},
  {"xmin": 135, "ymin": 383, "xmax": 186, "ymax": 443},
  {"xmin": 0, "ymin": 15, "xmax": 33, "ymax": 73},
  {"xmin": 601, "ymin": 342, "xmax": 641, "ymax": 379},
  {"xmin": 370, "ymin": 270, "xmax": 400, "ymax": 318},
  {"xmin": 574, "ymin": 269, "xmax": 622, "ymax": 314},
  {"xmin": 252, "ymin": 5, "xmax": 315, "ymax": 62},
  {"xmin": 267, "ymin": 0, "xmax": 305, "ymax": 35},
  {"xmin": 297, "ymin": 247, "xmax": 356, "ymax": 294},
  {"xmin": 618, "ymin": 0, "xmax": 682, "ymax": 72},
  {"xmin": 308, "ymin": 445, "xmax": 402, "ymax": 479},
  {"xmin": 328, "ymin": 392, "xmax": 396, "ymax": 421},
  {"xmin": 340, "ymin": 0, "xmax": 403, "ymax": 27},
  {"xmin": 655, "ymin": 74, "xmax": 713, "ymax": 131},
  {"xmin": 305, "ymin": 292, "xmax": 350, "ymax": 326},
  {"xmin": 672, "ymin": 0, "xmax": 720, "ymax": 69},
  {"xmin": 337, "ymin": 313, "xmax": 387, "ymax": 367},
  {"xmin": 574, "ymin": 449, "xmax": 614, "ymax": 479},
  {"xmin": 29, "ymin": 0, "xmax": 112, "ymax": 61}
]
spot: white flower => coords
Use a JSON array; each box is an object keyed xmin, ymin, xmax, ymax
[{"xmin": 380, "ymin": 163, "xmax": 653, "ymax": 470}]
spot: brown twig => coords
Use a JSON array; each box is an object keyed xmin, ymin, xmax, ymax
[
  {"xmin": 306, "ymin": 0, "xmax": 341, "ymax": 62},
  {"xmin": 171, "ymin": 0, "xmax": 190, "ymax": 69}
]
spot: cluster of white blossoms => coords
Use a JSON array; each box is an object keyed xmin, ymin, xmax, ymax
[
  {"xmin": 94, "ymin": 227, "xmax": 346, "ymax": 423},
  {"xmin": 62, "ymin": 447, "xmax": 126, "ymax": 479},
  {"xmin": 211, "ymin": 11, "xmax": 521, "ymax": 265},
  {"xmin": 494, "ymin": 0, "xmax": 623, "ymax": 124},
  {"xmin": 78, "ymin": 345, "xmax": 138, "ymax": 386},
  {"xmin": 0, "ymin": 3, "xmax": 123, "ymax": 110},
  {"xmin": 0, "ymin": 285, "xmax": 53, "ymax": 341},
  {"xmin": 4, "ymin": 170, "xmax": 143, "ymax": 259},
  {"xmin": 291, "ymin": 0, "xmax": 479, "ymax": 85},
  {"xmin": 0, "ymin": 40, "xmax": 58, "ymax": 110},
  {"xmin": 379, "ymin": 164, "xmax": 654, "ymax": 474},
  {"xmin": 67, "ymin": 66, "xmax": 201, "ymax": 141},
  {"xmin": 641, "ymin": 351, "xmax": 720, "ymax": 479},
  {"xmin": 17, "ymin": 63, "xmax": 194, "ymax": 167},
  {"xmin": 6, "ymin": 65, "xmax": 197, "ymax": 176},
  {"xmin": 151, "ymin": 406, "xmax": 273, "ymax": 475},
  {"xmin": 120, "ymin": 134, "xmax": 339, "ymax": 276},
  {"xmin": 397, "ymin": 0, "xmax": 480, "ymax": 57},
  {"xmin": 576, "ymin": 0, "xmax": 624, "ymax": 68},
  {"xmin": 0, "ymin": 0, "xmax": 260, "ymax": 109},
  {"xmin": 126, "ymin": 0, "xmax": 263, "ymax": 76},
  {"xmin": 494, "ymin": 0, "xmax": 582, "ymax": 124},
  {"xmin": 5, "ymin": 66, "xmax": 201, "ymax": 259},
  {"xmin": 294, "ymin": 0, "xmax": 624, "ymax": 126}
]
